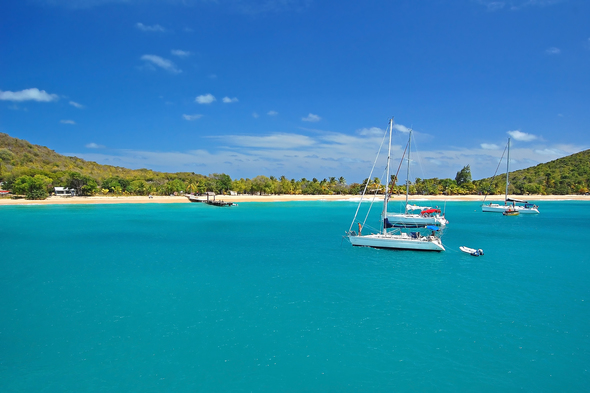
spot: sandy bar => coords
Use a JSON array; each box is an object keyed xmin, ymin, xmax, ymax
[{"xmin": 0, "ymin": 194, "xmax": 588, "ymax": 206}]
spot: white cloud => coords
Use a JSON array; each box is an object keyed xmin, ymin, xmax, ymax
[
  {"xmin": 393, "ymin": 124, "xmax": 411, "ymax": 133},
  {"xmin": 85, "ymin": 142, "xmax": 104, "ymax": 149},
  {"xmin": 519, "ymin": 0, "xmax": 565, "ymax": 7},
  {"xmin": 171, "ymin": 49, "xmax": 191, "ymax": 57},
  {"xmin": 302, "ymin": 113, "xmax": 321, "ymax": 122},
  {"xmin": 195, "ymin": 94, "xmax": 216, "ymax": 104},
  {"xmin": 136, "ymin": 23, "xmax": 165, "ymax": 32},
  {"xmin": 481, "ymin": 143, "xmax": 500, "ymax": 150},
  {"xmin": 267, "ymin": 111, "xmax": 278, "ymax": 116},
  {"xmin": 60, "ymin": 120, "xmax": 76, "ymax": 125},
  {"xmin": 69, "ymin": 100, "xmax": 84, "ymax": 108},
  {"xmin": 0, "ymin": 88, "xmax": 58, "ymax": 102},
  {"xmin": 358, "ymin": 127, "xmax": 385, "ymax": 137},
  {"xmin": 66, "ymin": 129, "xmax": 585, "ymax": 183},
  {"xmin": 183, "ymin": 114, "xmax": 203, "ymax": 121},
  {"xmin": 140, "ymin": 55, "xmax": 181, "ymax": 73},
  {"xmin": 507, "ymin": 129, "xmax": 537, "ymax": 141},
  {"xmin": 214, "ymin": 133, "xmax": 316, "ymax": 149},
  {"xmin": 222, "ymin": 97, "xmax": 238, "ymax": 103},
  {"xmin": 252, "ymin": 112, "xmax": 259, "ymax": 118},
  {"xmin": 477, "ymin": 0, "xmax": 566, "ymax": 11},
  {"xmin": 535, "ymin": 148, "xmax": 566, "ymax": 156},
  {"xmin": 545, "ymin": 47, "xmax": 561, "ymax": 55},
  {"xmin": 43, "ymin": 0, "xmax": 312, "ymax": 14},
  {"xmin": 478, "ymin": 1, "xmax": 505, "ymax": 11}
]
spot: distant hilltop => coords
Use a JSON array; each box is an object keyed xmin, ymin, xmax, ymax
[
  {"xmin": 0, "ymin": 132, "xmax": 182, "ymax": 180},
  {"xmin": 479, "ymin": 149, "xmax": 590, "ymax": 195},
  {"xmin": 1, "ymin": 132, "xmax": 589, "ymax": 199}
]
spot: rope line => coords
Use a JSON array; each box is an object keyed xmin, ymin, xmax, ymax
[
  {"xmin": 482, "ymin": 143, "xmax": 508, "ymax": 203},
  {"xmin": 348, "ymin": 122, "xmax": 389, "ymax": 233}
]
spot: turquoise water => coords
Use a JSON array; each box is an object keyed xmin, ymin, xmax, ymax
[{"xmin": 1, "ymin": 201, "xmax": 588, "ymax": 392}]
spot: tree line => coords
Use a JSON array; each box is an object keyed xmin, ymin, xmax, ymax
[
  {"xmin": 2, "ymin": 163, "xmax": 588, "ymax": 201},
  {"xmin": 0, "ymin": 164, "xmax": 550, "ymax": 200}
]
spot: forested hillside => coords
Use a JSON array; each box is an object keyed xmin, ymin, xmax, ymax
[
  {"xmin": 0, "ymin": 132, "xmax": 194, "ymax": 183},
  {"xmin": 0, "ymin": 133, "xmax": 210, "ymax": 199},
  {"xmin": 476, "ymin": 149, "xmax": 590, "ymax": 195}
]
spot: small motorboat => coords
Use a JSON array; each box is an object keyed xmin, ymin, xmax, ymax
[
  {"xmin": 460, "ymin": 246, "xmax": 484, "ymax": 256},
  {"xmin": 503, "ymin": 209, "xmax": 520, "ymax": 216}
]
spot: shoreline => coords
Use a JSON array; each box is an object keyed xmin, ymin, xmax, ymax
[{"xmin": 0, "ymin": 194, "xmax": 588, "ymax": 206}]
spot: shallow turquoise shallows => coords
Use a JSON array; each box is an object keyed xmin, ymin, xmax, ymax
[{"xmin": 1, "ymin": 200, "xmax": 588, "ymax": 392}]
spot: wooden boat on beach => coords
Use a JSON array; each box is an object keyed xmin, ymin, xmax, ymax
[{"xmin": 187, "ymin": 193, "xmax": 235, "ymax": 207}]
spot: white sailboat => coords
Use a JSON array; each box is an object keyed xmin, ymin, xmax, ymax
[
  {"xmin": 346, "ymin": 118, "xmax": 445, "ymax": 252},
  {"xmin": 481, "ymin": 137, "xmax": 540, "ymax": 214},
  {"xmin": 385, "ymin": 129, "xmax": 448, "ymax": 228}
]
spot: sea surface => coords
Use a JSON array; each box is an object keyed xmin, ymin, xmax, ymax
[{"xmin": 1, "ymin": 200, "xmax": 588, "ymax": 392}]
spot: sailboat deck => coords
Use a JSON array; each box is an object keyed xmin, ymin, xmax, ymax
[{"xmin": 349, "ymin": 232, "xmax": 445, "ymax": 251}]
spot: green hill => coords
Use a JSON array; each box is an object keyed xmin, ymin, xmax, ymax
[
  {"xmin": 0, "ymin": 132, "xmax": 188, "ymax": 181},
  {"xmin": 476, "ymin": 149, "xmax": 590, "ymax": 195},
  {"xmin": 0, "ymin": 133, "xmax": 211, "ymax": 198}
]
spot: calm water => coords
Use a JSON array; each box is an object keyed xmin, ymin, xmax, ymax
[{"xmin": 1, "ymin": 200, "xmax": 588, "ymax": 392}]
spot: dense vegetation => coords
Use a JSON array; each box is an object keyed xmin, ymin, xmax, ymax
[
  {"xmin": 1, "ymin": 133, "xmax": 588, "ymax": 199},
  {"xmin": 497, "ymin": 149, "xmax": 590, "ymax": 195}
]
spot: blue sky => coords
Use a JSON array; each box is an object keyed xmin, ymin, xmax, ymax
[{"xmin": 1, "ymin": 0, "xmax": 589, "ymax": 183}]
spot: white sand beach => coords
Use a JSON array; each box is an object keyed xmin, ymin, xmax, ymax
[{"xmin": 0, "ymin": 194, "xmax": 588, "ymax": 206}]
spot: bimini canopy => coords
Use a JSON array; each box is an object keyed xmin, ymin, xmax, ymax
[
  {"xmin": 421, "ymin": 208, "xmax": 441, "ymax": 215},
  {"xmin": 407, "ymin": 204, "xmax": 430, "ymax": 211},
  {"xmin": 507, "ymin": 198, "xmax": 528, "ymax": 203},
  {"xmin": 426, "ymin": 225, "xmax": 440, "ymax": 231}
]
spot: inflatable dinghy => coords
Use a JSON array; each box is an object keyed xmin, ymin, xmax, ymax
[{"xmin": 460, "ymin": 246, "xmax": 484, "ymax": 256}]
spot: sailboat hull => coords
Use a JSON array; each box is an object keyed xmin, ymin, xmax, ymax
[
  {"xmin": 481, "ymin": 138, "xmax": 540, "ymax": 214},
  {"xmin": 386, "ymin": 213, "xmax": 448, "ymax": 227},
  {"xmin": 481, "ymin": 203, "xmax": 539, "ymax": 214},
  {"xmin": 348, "ymin": 233, "xmax": 445, "ymax": 251},
  {"xmin": 346, "ymin": 118, "xmax": 446, "ymax": 253}
]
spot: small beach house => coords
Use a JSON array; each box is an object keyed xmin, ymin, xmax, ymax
[{"xmin": 54, "ymin": 187, "xmax": 76, "ymax": 196}]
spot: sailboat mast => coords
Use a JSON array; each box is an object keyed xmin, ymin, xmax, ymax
[
  {"xmin": 505, "ymin": 137, "xmax": 510, "ymax": 204},
  {"xmin": 405, "ymin": 129, "xmax": 412, "ymax": 212},
  {"xmin": 382, "ymin": 118, "xmax": 393, "ymax": 234}
]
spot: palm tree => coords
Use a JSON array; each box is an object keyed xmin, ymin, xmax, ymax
[
  {"xmin": 186, "ymin": 182, "xmax": 197, "ymax": 194},
  {"xmin": 370, "ymin": 177, "xmax": 382, "ymax": 193},
  {"xmin": 196, "ymin": 181, "xmax": 206, "ymax": 194}
]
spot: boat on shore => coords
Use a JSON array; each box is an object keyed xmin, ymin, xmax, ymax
[{"xmin": 187, "ymin": 194, "xmax": 235, "ymax": 207}]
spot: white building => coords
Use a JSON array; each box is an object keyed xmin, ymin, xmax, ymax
[{"xmin": 54, "ymin": 187, "xmax": 76, "ymax": 196}]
